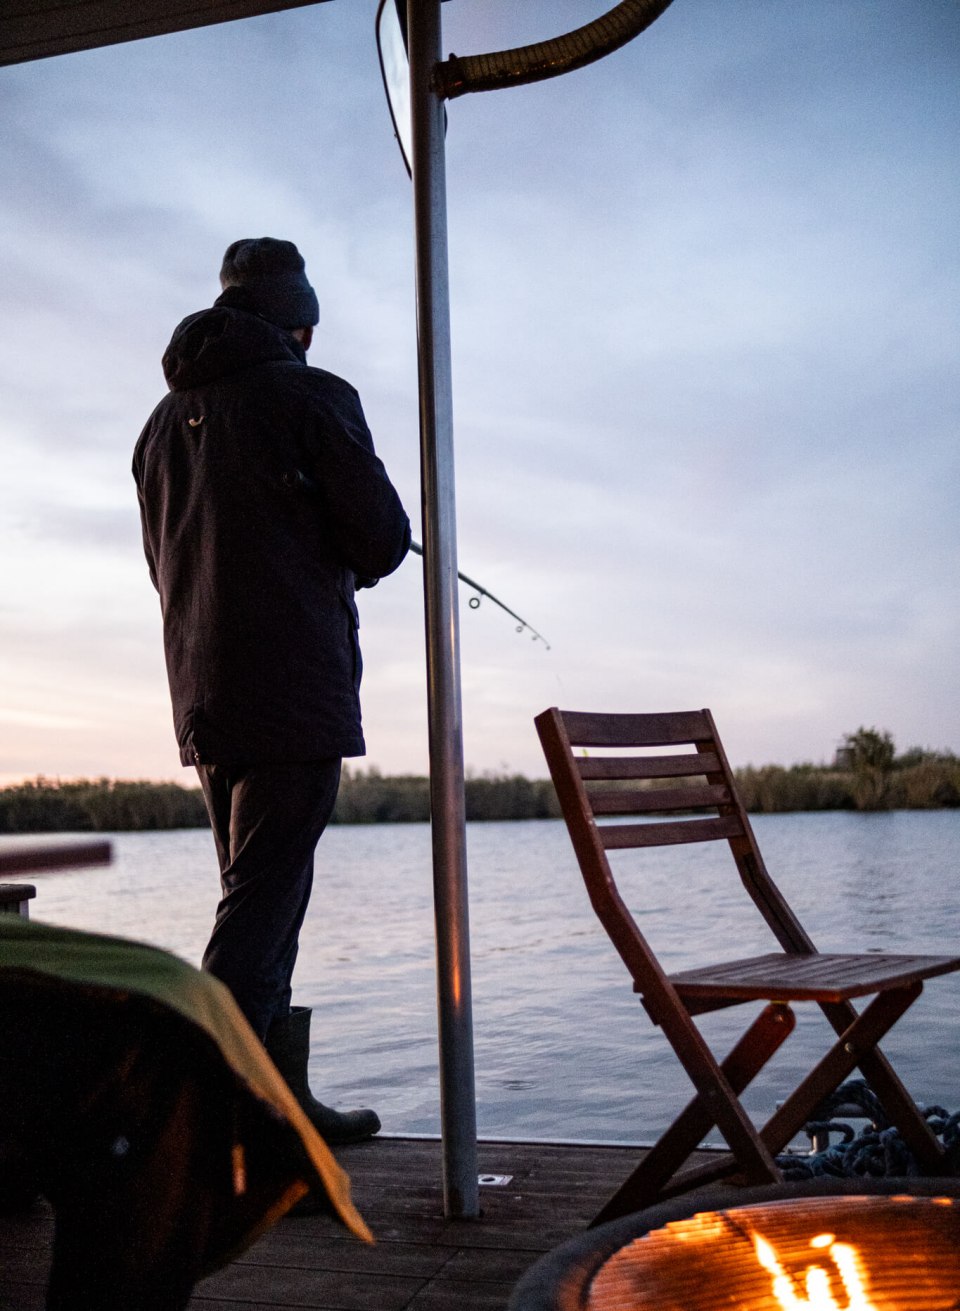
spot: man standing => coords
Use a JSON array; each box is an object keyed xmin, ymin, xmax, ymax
[{"xmin": 134, "ymin": 238, "xmax": 410, "ymax": 1143}]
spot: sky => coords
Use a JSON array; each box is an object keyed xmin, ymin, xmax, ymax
[{"xmin": 0, "ymin": 0, "xmax": 957, "ymax": 784}]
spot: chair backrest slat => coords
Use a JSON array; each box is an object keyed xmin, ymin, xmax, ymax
[
  {"xmin": 559, "ymin": 709, "xmax": 714, "ymax": 748},
  {"xmin": 577, "ymin": 753, "xmax": 721, "ymax": 781},
  {"xmin": 599, "ymin": 815, "xmax": 744, "ymax": 849},
  {"xmin": 590, "ymin": 784, "xmax": 731, "ymax": 815}
]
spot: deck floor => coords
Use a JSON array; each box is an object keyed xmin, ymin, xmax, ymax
[{"xmin": 0, "ymin": 1136, "xmax": 717, "ymax": 1310}]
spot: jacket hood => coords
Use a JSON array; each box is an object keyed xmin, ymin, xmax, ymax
[{"xmin": 162, "ymin": 293, "xmax": 306, "ymax": 392}]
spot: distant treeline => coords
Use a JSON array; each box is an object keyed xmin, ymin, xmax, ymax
[
  {"xmin": 0, "ymin": 770, "xmax": 561, "ymax": 833},
  {"xmin": 737, "ymin": 727, "xmax": 960, "ymax": 814},
  {"xmin": 1, "ymin": 730, "xmax": 957, "ymax": 833},
  {"xmin": 735, "ymin": 754, "xmax": 960, "ymax": 813}
]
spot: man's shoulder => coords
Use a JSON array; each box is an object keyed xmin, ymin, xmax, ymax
[
  {"xmin": 297, "ymin": 364, "xmax": 361, "ymax": 402},
  {"xmin": 132, "ymin": 362, "xmax": 366, "ymax": 471},
  {"xmin": 273, "ymin": 363, "xmax": 366, "ymax": 423}
]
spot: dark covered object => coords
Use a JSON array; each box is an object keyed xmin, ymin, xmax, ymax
[
  {"xmin": 133, "ymin": 296, "xmax": 410, "ymax": 767},
  {"xmin": 0, "ymin": 918, "xmax": 369, "ymax": 1311}
]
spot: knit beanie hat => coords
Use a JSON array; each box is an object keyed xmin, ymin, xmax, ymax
[{"xmin": 218, "ymin": 237, "xmax": 319, "ymax": 329}]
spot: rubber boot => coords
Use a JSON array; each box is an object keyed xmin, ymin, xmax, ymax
[
  {"xmin": 0, "ymin": 1144, "xmax": 40, "ymax": 1214},
  {"xmin": 265, "ymin": 1006, "xmax": 380, "ymax": 1146}
]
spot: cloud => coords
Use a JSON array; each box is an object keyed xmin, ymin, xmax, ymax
[{"xmin": 0, "ymin": 0, "xmax": 957, "ymax": 781}]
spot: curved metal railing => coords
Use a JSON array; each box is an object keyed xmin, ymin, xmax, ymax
[{"xmin": 434, "ymin": 0, "xmax": 674, "ymax": 99}]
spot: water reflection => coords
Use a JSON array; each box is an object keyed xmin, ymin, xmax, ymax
[{"xmin": 4, "ymin": 810, "xmax": 957, "ymax": 1141}]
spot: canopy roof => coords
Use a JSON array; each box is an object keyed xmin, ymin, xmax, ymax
[{"xmin": 0, "ymin": 0, "xmax": 329, "ymax": 67}]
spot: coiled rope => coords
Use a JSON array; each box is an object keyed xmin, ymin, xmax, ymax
[{"xmin": 777, "ymin": 1079, "xmax": 960, "ymax": 1180}]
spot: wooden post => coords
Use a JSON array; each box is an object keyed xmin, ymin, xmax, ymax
[{"xmin": 0, "ymin": 884, "xmax": 36, "ymax": 917}]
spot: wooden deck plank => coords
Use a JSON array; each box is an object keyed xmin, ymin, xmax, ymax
[
  {"xmin": 429, "ymin": 1247, "xmax": 544, "ymax": 1283},
  {"xmin": 0, "ymin": 1282, "xmax": 44, "ymax": 1311},
  {"xmin": 229, "ymin": 1234, "xmax": 447, "ymax": 1279},
  {"xmin": 405, "ymin": 1281, "xmax": 515, "ymax": 1310},
  {"xmin": 0, "ymin": 1137, "xmax": 717, "ymax": 1310},
  {"xmin": 196, "ymin": 1263, "xmax": 426, "ymax": 1309}
]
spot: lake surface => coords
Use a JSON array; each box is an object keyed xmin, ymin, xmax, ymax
[{"xmin": 4, "ymin": 811, "xmax": 959, "ymax": 1145}]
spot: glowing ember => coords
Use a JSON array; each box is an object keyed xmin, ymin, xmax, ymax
[{"xmin": 586, "ymin": 1194, "xmax": 960, "ymax": 1310}]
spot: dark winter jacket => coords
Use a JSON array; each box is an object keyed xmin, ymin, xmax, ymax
[{"xmin": 133, "ymin": 293, "xmax": 410, "ymax": 766}]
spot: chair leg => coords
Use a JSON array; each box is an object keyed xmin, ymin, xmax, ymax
[
  {"xmin": 592, "ymin": 1003, "xmax": 794, "ymax": 1226},
  {"xmin": 820, "ymin": 992, "xmax": 947, "ymax": 1175},
  {"xmin": 759, "ymin": 984, "xmax": 926, "ymax": 1159}
]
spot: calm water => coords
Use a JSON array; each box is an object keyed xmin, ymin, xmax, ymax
[{"xmin": 4, "ymin": 811, "xmax": 959, "ymax": 1144}]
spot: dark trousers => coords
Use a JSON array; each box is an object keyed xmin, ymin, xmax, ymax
[{"xmin": 196, "ymin": 759, "xmax": 342, "ymax": 1040}]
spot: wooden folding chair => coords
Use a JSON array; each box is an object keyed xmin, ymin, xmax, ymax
[{"xmin": 535, "ymin": 706, "xmax": 960, "ymax": 1225}]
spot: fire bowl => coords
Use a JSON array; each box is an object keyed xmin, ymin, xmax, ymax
[{"xmin": 508, "ymin": 1178, "xmax": 960, "ymax": 1311}]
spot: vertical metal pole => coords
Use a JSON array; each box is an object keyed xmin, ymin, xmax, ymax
[{"xmin": 407, "ymin": 0, "xmax": 479, "ymax": 1218}]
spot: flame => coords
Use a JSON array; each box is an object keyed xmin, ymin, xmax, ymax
[{"xmin": 753, "ymin": 1232, "xmax": 878, "ymax": 1311}]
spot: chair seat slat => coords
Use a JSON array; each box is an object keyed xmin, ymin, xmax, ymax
[
  {"xmin": 599, "ymin": 814, "xmax": 743, "ymax": 848},
  {"xmin": 577, "ymin": 753, "xmax": 721, "ymax": 781},
  {"xmin": 590, "ymin": 784, "xmax": 731, "ymax": 815},
  {"xmin": 669, "ymin": 952, "xmax": 960, "ymax": 1002}
]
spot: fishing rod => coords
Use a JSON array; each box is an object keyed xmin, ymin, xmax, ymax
[
  {"xmin": 289, "ymin": 468, "xmax": 550, "ymax": 649},
  {"xmin": 408, "ymin": 541, "xmax": 550, "ymax": 650}
]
